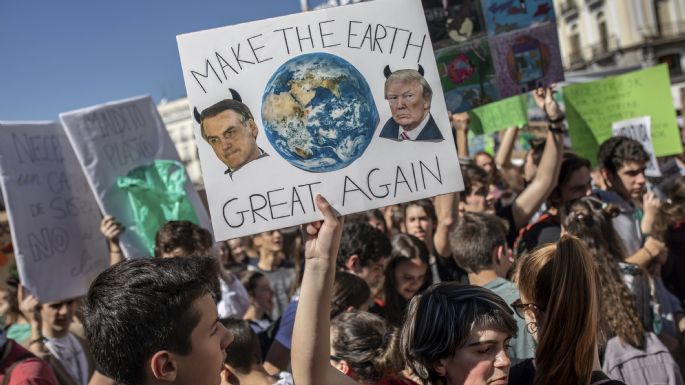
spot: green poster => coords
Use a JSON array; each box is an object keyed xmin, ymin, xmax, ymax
[
  {"xmin": 469, "ymin": 95, "xmax": 528, "ymax": 135},
  {"xmin": 563, "ymin": 64, "xmax": 681, "ymax": 165}
]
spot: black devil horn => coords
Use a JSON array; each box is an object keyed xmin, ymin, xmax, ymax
[
  {"xmin": 193, "ymin": 107, "xmax": 201, "ymax": 124},
  {"xmin": 229, "ymin": 88, "xmax": 242, "ymax": 102},
  {"xmin": 418, "ymin": 64, "xmax": 425, "ymax": 76},
  {"xmin": 383, "ymin": 65, "xmax": 392, "ymax": 79}
]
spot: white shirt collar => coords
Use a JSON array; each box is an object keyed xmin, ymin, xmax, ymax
[{"xmin": 398, "ymin": 113, "xmax": 430, "ymax": 140}]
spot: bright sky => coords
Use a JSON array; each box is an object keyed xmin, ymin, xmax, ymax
[{"xmin": 0, "ymin": 0, "xmax": 301, "ymax": 121}]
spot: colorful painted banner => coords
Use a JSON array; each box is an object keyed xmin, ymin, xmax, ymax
[{"xmin": 424, "ymin": 0, "xmax": 562, "ymax": 112}]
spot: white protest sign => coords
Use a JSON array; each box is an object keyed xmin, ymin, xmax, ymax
[
  {"xmin": 177, "ymin": 0, "xmax": 464, "ymax": 241},
  {"xmin": 59, "ymin": 96, "xmax": 212, "ymax": 258},
  {"xmin": 611, "ymin": 116, "xmax": 662, "ymax": 177},
  {"xmin": 0, "ymin": 122, "xmax": 109, "ymax": 303}
]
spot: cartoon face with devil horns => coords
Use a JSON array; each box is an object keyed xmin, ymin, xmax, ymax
[{"xmin": 194, "ymin": 90, "xmax": 268, "ymax": 176}]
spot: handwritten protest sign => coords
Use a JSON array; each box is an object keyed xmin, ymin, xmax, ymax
[
  {"xmin": 469, "ymin": 94, "xmax": 527, "ymax": 134},
  {"xmin": 612, "ymin": 116, "xmax": 662, "ymax": 177},
  {"xmin": 0, "ymin": 122, "xmax": 108, "ymax": 303},
  {"xmin": 0, "ymin": 212, "xmax": 15, "ymax": 291},
  {"xmin": 425, "ymin": 0, "xmax": 563, "ymax": 112},
  {"xmin": 59, "ymin": 96, "xmax": 211, "ymax": 258},
  {"xmin": 177, "ymin": 0, "xmax": 463, "ymax": 241},
  {"xmin": 564, "ymin": 65, "xmax": 682, "ymax": 165}
]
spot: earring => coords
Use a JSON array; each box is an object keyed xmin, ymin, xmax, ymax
[{"xmin": 526, "ymin": 322, "xmax": 538, "ymax": 335}]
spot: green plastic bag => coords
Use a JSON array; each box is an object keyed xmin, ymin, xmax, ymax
[{"xmin": 117, "ymin": 160, "xmax": 199, "ymax": 256}]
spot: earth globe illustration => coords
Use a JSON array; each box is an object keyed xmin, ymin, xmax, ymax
[{"xmin": 261, "ymin": 52, "xmax": 379, "ymax": 172}]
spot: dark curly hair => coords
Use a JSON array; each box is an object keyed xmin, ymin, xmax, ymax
[
  {"xmin": 562, "ymin": 197, "xmax": 646, "ymax": 349},
  {"xmin": 460, "ymin": 164, "xmax": 490, "ymax": 199},
  {"xmin": 597, "ymin": 136, "xmax": 649, "ymax": 175},
  {"xmin": 337, "ymin": 222, "xmax": 391, "ymax": 270},
  {"xmin": 154, "ymin": 220, "xmax": 213, "ymax": 258}
]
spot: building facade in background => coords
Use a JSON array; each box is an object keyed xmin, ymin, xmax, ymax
[
  {"xmin": 156, "ymin": 98, "xmax": 204, "ymax": 187},
  {"xmin": 555, "ymin": 0, "xmax": 685, "ymax": 84}
]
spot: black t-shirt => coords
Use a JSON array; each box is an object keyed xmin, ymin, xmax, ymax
[
  {"xmin": 515, "ymin": 213, "xmax": 561, "ymax": 255},
  {"xmin": 508, "ymin": 359, "xmax": 626, "ymax": 385},
  {"xmin": 496, "ymin": 204, "xmax": 518, "ymax": 247},
  {"xmin": 434, "ymin": 253, "xmax": 468, "ymax": 284}
]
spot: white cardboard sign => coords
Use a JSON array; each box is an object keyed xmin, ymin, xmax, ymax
[
  {"xmin": 0, "ymin": 122, "xmax": 109, "ymax": 303},
  {"xmin": 59, "ymin": 96, "xmax": 212, "ymax": 258},
  {"xmin": 177, "ymin": 0, "xmax": 464, "ymax": 240},
  {"xmin": 611, "ymin": 116, "xmax": 662, "ymax": 177}
]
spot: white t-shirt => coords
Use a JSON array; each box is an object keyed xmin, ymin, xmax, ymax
[
  {"xmin": 45, "ymin": 333, "xmax": 89, "ymax": 385},
  {"xmin": 217, "ymin": 272, "xmax": 250, "ymax": 319},
  {"xmin": 274, "ymin": 371, "xmax": 294, "ymax": 385}
]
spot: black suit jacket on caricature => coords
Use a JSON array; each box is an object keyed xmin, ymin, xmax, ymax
[{"xmin": 379, "ymin": 114, "xmax": 444, "ymax": 141}]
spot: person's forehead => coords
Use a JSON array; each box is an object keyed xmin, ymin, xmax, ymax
[
  {"xmin": 405, "ymin": 205, "xmax": 428, "ymax": 217},
  {"xmin": 227, "ymin": 238, "xmax": 242, "ymax": 247},
  {"xmin": 387, "ymin": 79, "xmax": 420, "ymax": 92},
  {"xmin": 564, "ymin": 167, "xmax": 591, "ymax": 186},
  {"xmin": 470, "ymin": 181, "xmax": 488, "ymax": 192},
  {"xmin": 465, "ymin": 327, "xmax": 509, "ymax": 345},
  {"xmin": 618, "ymin": 161, "xmax": 646, "ymax": 173},
  {"xmin": 44, "ymin": 297, "xmax": 78, "ymax": 307},
  {"xmin": 476, "ymin": 157, "xmax": 492, "ymax": 165},
  {"xmin": 191, "ymin": 294, "xmax": 219, "ymax": 329},
  {"xmin": 397, "ymin": 257, "xmax": 428, "ymax": 271},
  {"xmin": 204, "ymin": 109, "xmax": 246, "ymax": 130}
]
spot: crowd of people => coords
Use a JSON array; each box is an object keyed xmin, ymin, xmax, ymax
[{"xmin": 0, "ymin": 84, "xmax": 684, "ymax": 385}]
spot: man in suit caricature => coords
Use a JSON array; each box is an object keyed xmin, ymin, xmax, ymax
[{"xmin": 379, "ymin": 69, "xmax": 444, "ymax": 142}]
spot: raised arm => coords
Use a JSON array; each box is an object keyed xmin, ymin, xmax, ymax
[
  {"xmin": 451, "ymin": 112, "xmax": 470, "ymax": 160},
  {"xmin": 511, "ymin": 88, "xmax": 564, "ymax": 230},
  {"xmin": 292, "ymin": 195, "xmax": 357, "ymax": 385},
  {"xmin": 433, "ymin": 192, "xmax": 459, "ymax": 257},
  {"xmin": 495, "ymin": 126, "xmax": 520, "ymax": 169},
  {"xmin": 100, "ymin": 215, "xmax": 124, "ymax": 265}
]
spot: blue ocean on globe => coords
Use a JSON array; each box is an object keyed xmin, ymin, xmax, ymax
[{"xmin": 261, "ymin": 52, "xmax": 379, "ymax": 172}]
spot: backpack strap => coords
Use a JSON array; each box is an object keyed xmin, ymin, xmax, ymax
[{"xmin": 1, "ymin": 352, "xmax": 38, "ymax": 385}]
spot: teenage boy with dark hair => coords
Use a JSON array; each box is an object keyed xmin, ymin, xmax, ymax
[
  {"xmin": 451, "ymin": 212, "xmax": 535, "ymax": 360},
  {"xmin": 81, "ymin": 256, "xmax": 233, "ymax": 385},
  {"xmin": 336, "ymin": 222, "xmax": 391, "ymax": 291},
  {"xmin": 154, "ymin": 220, "xmax": 214, "ymax": 258},
  {"xmin": 149, "ymin": 220, "xmax": 249, "ymax": 319},
  {"xmin": 596, "ymin": 136, "xmax": 666, "ymax": 268}
]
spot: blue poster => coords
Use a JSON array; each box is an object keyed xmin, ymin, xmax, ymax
[{"xmin": 482, "ymin": 0, "xmax": 556, "ymax": 36}]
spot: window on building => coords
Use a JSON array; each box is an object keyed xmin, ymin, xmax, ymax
[
  {"xmin": 659, "ymin": 53, "xmax": 683, "ymax": 76},
  {"xmin": 569, "ymin": 33, "xmax": 582, "ymax": 64},
  {"xmin": 597, "ymin": 13, "xmax": 609, "ymax": 52}
]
